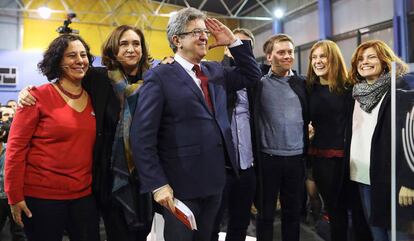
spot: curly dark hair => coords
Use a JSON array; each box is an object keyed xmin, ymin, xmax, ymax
[
  {"xmin": 38, "ymin": 34, "xmax": 94, "ymax": 81},
  {"xmin": 101, "ymin": 25, "xmax": 151, "ymax": 75}
]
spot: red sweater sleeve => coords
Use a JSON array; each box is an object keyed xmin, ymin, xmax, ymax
[{"xmin": 5, "ymin": 94, "xmax": 40, "ymax": 204}]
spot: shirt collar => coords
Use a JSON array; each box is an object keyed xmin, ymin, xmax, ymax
[
  {"xmin": 174, "ymin": 53, "xmax": 200, "ymax": 73},
  {"xmin": 266, "ymin": 68, "xmax": 294, "ymax": 78}
]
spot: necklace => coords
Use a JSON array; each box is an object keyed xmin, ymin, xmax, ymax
[{"xmin": 56, "ymin": 81, "xmax": 84, "ymax": 99}]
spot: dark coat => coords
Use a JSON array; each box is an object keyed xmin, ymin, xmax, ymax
[
  {"xmin": 252, "ymin": 69, "xmax": 309, "ymax": 211},
  {"xmin": 83, "ymin": 67, "xmax": 120, "ymax": 206},
  {"xmin": 82, "ymin": 67, "xmax": 153, "ymax": 229},
  {"xmin": 344, "ymin": 74, "xmax": 412, "ymax": 229},
  {"xmin": 345, "ymin": 91, "xmax": 391, "ymax": 228}
]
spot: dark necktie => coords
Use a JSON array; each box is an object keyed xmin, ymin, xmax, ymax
[{"xmin": 192, "ymin": 64, "xmax": 213, "ymax": 112}]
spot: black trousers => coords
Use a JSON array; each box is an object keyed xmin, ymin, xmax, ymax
[
  {"xmin": 101, "ymin": 201, "xmax": 151, "ymax": 241},
  {"xmin": 313, "ymin": 157, "xmax": 372, "ymax": 241},
  {"xmin": 22, "ymin": 195, "xmax": 100, "ymax": 241},
  {"xmin": 256, "ymin": 153, "xmax": 305, "ymax": 241},
  {"xmin": 211, "ymin": 167, "xmax": 256, "ymax": 241},
  {"xmin": 163, "ymin": 193, "xmax": 222, "ymax": 241},
  {"xmin": 0, "ymin": 198, "xmax": 26, "ymax": 241}
]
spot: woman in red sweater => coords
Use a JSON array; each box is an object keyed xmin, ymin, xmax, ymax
[{"xmin": 4, "ymin": 34, "xmax": 99, "ymax": 241}]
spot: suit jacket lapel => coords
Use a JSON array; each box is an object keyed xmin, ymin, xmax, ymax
[
  {"xmin": 171, "ymin": 62, "xmax": 204, "ymax": 101},
  {"xmin": 171, "ymin": 62, "xmax": 213, "ymax": 114}
]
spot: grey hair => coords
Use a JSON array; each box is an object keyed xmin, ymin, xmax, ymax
[
  {"xmin": 167, "ymin": 7, "xmax": 206, "ymax": 53},
  {"xmin": 233, "ymin": 28, "xmax": 255, "ymax": 48}
]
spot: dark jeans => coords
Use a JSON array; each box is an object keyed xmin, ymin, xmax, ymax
[
  {"xmin": 163, "ymin": 193, "xmax": 222, "ymax": 241},
  {"xmin": 313, "ymin": 157, "xmax": 372, "ymax": 241},
  {"xmin": 101, "ymin": 200, "xmax": 151, "ymax": 241},
  {"xmin": 0, "ymin": 198, "xmax": 26, "ymax": 241},
  {"xmin": 22, "ymin": 195, "xmax": 100, "ymax": 241},
  {"xmin": 211, "ymin": 167, "xmax": 256, "ymax": 241},
  {"xmin": 256, "ymin": 153, "xmax": 305, "ymax": 241}
]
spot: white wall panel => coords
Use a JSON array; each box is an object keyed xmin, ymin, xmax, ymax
[
  {"xmin": 361, "ymin": 27, "xmax": 394, "ymax": 47},
  {"xmin": 299, "ymin": 47, "xmax": 311, "ymax": 75},
  {"xmin": 241, "ymin": 0, "xmax": 315, "ymax": 32},
  {"xmin": 284, "ymin": 9, "xmax": 319, "ymax": 46},
  {"xmin": 335, "ymin": 37, "xmax": 358, "ymax": 68},
  {"xmin": 253, "ymin": 28, "xmax": 273, "ymax": 58},
  {"xmin": 0, "ymin": 0, "xmax": 20, "ymax": 50},
  {"xmin": 332, "ymin": 0, "xmax": 393, "ymax": 35},
  {"xmin": 0, "ymin": 21, "xmax": 19, "ymax": 50}
]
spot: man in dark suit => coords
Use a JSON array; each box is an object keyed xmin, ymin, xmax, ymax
[{"xmin": 130, "ymin": 7, "xmax": 261, "ymax": 241}]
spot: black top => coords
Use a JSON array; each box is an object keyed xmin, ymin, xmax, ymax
[
  {"xmin": 309, "ymin": 84, "xmax": 349, "ymax": 150},
  {"xmin": 127, "ymin": 73, "xmax": 142, "ymax": 84},
  {"xmin": 82, "ymin": 67, "xmax": 120, "ymax": 206}
]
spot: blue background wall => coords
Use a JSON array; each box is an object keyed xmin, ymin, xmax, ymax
[{"xmin": 0, "ymin": 50, "xmax": 101, "ymax": 105}]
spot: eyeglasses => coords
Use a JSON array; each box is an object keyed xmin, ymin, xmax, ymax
[{"xmin": 178, "ymin": 28, "xmax": 211, "ymax": 38}]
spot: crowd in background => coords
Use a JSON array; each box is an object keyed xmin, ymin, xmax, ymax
[{"xmin": 0, "ymin": 6, "xmax": 413, "ymax": 241}]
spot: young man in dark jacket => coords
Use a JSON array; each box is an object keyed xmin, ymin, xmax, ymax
[{"xmin": 254, "ymin": 34, "xmax": 309, "ymax": 241}]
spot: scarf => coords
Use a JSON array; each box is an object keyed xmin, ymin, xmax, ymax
[
  {"xmin": 352, "ymin": 72, "xmax": 391, "ymax": 113},
  {"xmin": 108, "ymin": 69, "xmax": 152, "ymax": 230}
]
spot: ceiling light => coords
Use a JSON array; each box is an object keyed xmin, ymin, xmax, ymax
[
  {"xmin": 273, "ymin": 8, "xmax": 284, "ymax": 19},
  {"xmin": 168, "ymin": 11, "xmax": 177, "ymax": 17},
  {"xmin": 38, "ymin": 6, "xmax": 51, "ymax": 19}
]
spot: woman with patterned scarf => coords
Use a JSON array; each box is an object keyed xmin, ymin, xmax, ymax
[
  {"xmin": 18, "ymin": 25, "xmax": 154, "ymax": 241},
  {"xmin": 91, "ymin": 25, "xmax": 154, "ymax": 241},
  {"xmin": 345, "ymin": 40, "xmax": 414, "ymax": 241}
]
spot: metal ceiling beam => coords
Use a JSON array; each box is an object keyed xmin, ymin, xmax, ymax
[
  {"xmin": 154, "ymin": 0, "xmax": 166, "ymax": 14},
  {"xmin": 198, "ymin": 0, "xmax": 208, "ymax": 10},
  {"xmin": 182, "ymin": 0, "xmax": 190, "ymax": 8},
  {"xmin": 147, "ymin": 0, "xmax": 273, "ymax": 20},
  {"xmin": 219, "ymin": 0, "xmax": 233, "ymax": 17},
  {"xmin": 59, "ymin": 0, "xmax": 72, "ymax": 13},
  {"xmin": 211, "ymin": 15, "xmax": 272, "ymax": 21},
  {"xmin": 99, "ymin": 0, "xmax": 126, "ymax": 25},
  {"xmin": 79, "ymin": 1, "xmax": 100, "ymax": 22},
  {"xmin": 23, "ymin": 0, "xmax": 34, "ymax": 10},
  {"xmin": 13, "ymin": 0, "xmax": 24, "ymax": 9},
  {"xmin": 230, "ymin": 0, "xmax": 244, "ymax": 14},
  {"xmin": 234, "ymin": 0, "xmax": 248, "ymax": 16},
  {"xmin": 254, "ymin": 0, "xmax": 274, "ymax": 17},
  {"xmin": 0, "ymin": 6, "xmax": 273, "ymax": 21},
  {"xmin": 0, "ymin": 0, "xmax": 275, "ymax": 29}
]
